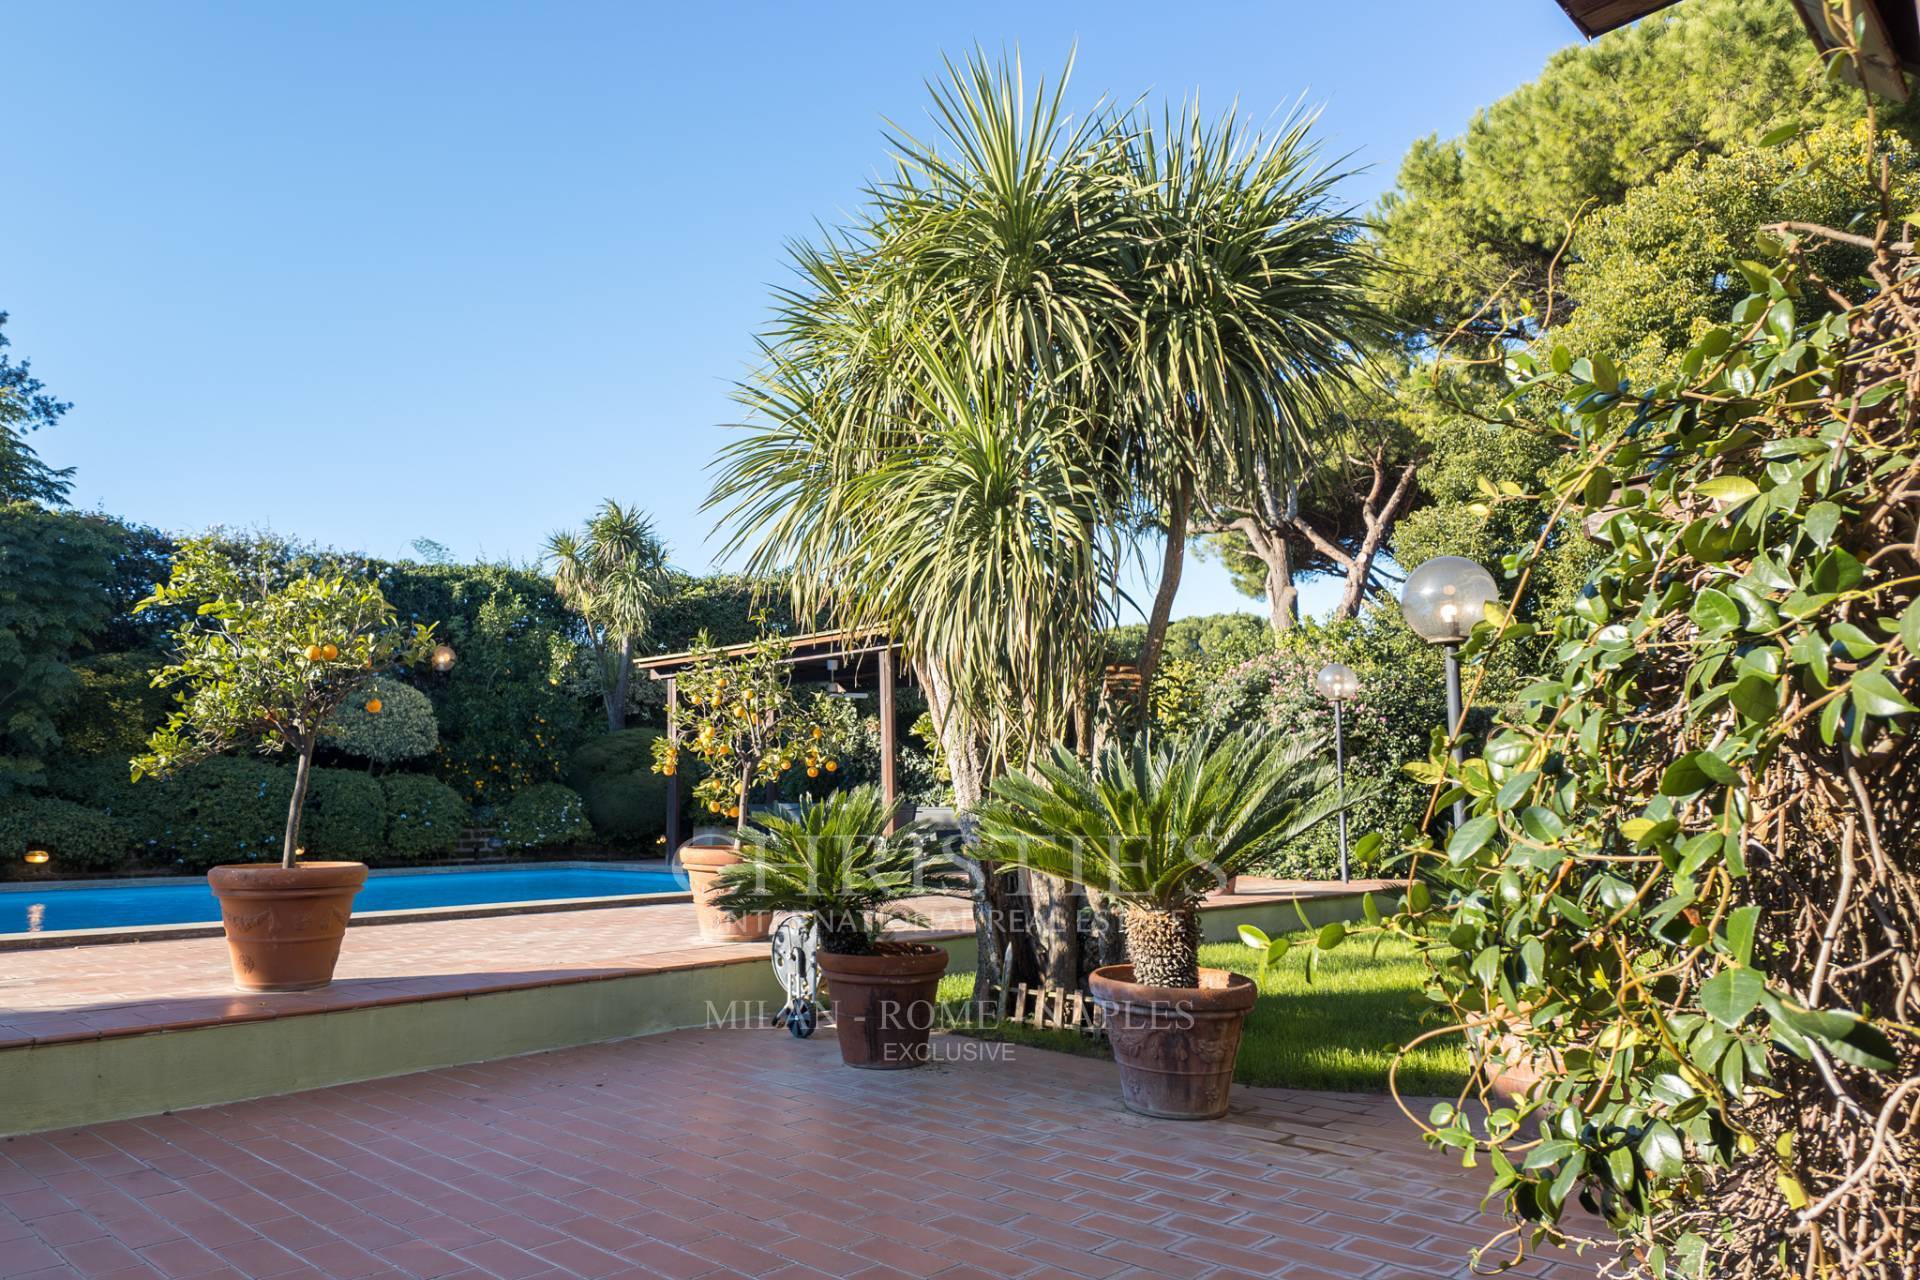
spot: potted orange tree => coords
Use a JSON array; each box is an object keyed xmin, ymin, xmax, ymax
[
  {"xmin": 133, "ymin": 538, "xmax": 434, "ymax": 991},
  {"xmin": 979, "ymin": 729, "xmax": 1339, "ymax": 1118},
  {"xmin": 710, "ymin": 786, "xmax": 957, "ymax": 1068},
  {"xmin": 652, "ymin": 629, "xmax": 847, "ymax": 942}
]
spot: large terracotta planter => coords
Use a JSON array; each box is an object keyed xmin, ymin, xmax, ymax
[
  {"xmin": 206, "ymin": 861, "xmax": 368, "ymax": 992},
  {"xmin": 816, "ymin": 943, "xmax": 949, "ymax": 1070},
  {"xmin": 1089, "ymin": 964, "xmax": 1257, "ymax": 1120},
  {"xmin": 678, "ymin": 837, "xmax": 772, "ymax": 942}
]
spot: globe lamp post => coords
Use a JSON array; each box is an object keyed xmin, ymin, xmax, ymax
[
  {"xmin": 1314, "ymin": 662, "xmax": 1360, "ymax": 882},
  {"xmin": 1399, "ymin": 556, "xmax": 1499, "ymax": 829}
]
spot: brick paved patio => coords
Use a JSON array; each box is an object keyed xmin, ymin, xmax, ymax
[
  {"xmin": 0, "ymin": 880, "xmax": 1386, "ymax": 1050},
  {"xmin": 0, "ymin": 1022, "xmax": 1604, "ymax": 1279}
]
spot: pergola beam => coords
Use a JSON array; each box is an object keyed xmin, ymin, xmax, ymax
[{"xmin": 642, "ymin": 628, "xmax": 907, "ymax": 854}]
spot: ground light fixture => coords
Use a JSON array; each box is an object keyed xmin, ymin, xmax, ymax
[
  {"xmin": 23, "ymin": 849, "xmax": 48, "ymax": 865},
  {"xmin": 1398, "ymin": 555, "xmax": 1499, "ymax": 829},
  {"xmin": 432, "ymin": 643, "xmax": 457, "ymax": 673},
  {"xmin": 1314, "ymin": 662, "xmax": 1360, "ymax": 882}
]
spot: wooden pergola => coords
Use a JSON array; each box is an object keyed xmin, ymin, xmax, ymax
[
  {"xmin": 633, "ymin": 628, "xmax": 907, "ymax": 851},
  {"xmin": 1550, "ymin": 0, "xmax": 1919, "ymax": 99}
]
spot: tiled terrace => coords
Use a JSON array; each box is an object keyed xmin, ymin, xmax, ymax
[
  {"xmin": 0, "ymin": 880, "xmax": 1385, "ymax": 1050},
  {"xmin": 0, "ymin": 1021, "xmax": 1603, "ymax": 1280}
]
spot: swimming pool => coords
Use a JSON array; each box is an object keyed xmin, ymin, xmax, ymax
[{"xmin": 0, "ymin": 864, "xmax": 688, "ymax": 936}]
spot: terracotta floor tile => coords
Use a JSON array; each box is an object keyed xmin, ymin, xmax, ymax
[{"xmin": 0, "ymin": 1022, "xmax": 1608, "ymax": 1280}]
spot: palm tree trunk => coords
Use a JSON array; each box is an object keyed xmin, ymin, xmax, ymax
[
  {"xmin": 916, "ymin": 656, "xmax": 1015, "ymax": 1007},
  {"xmin": 610, "ymin": 633, "xmax": 632, "ymax": 732},
  {"xmin": 1025, "ymin": 871, "xmax": 1080, "ymax": 988},
  {"xmin": 1135, "ymin": 472, "xmax": 1191, "ymax": 714},
  {"xmin": 283, "ymin": 736, "xmax": 315, "ymax": 869}
]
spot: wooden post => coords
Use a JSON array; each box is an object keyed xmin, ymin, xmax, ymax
[
  {"xmin": 664, "ymin": 674, "xmax": 681, "ymax": 859},
  {"xmin": 878, "ymin": 646, "xmax": 898, "ymax": 831}
]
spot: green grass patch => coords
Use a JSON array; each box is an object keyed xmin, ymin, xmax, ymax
[{"xmin": 938, "ymin": 931, "xmax": 1468, "ymax": 1095}]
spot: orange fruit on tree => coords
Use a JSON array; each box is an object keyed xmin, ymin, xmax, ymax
[
  {"xmin": 364, "ymin": 698, "xmax": 383, "ymax": 714},
  {"xmin": 320, "ymin": 643, "xmax": 339, "ymax": 660},
  {"xmin": 825, "ymin": 760, "xmax": 837, "ymax": 772},
  {"xmin": 807, "ymin": 766, "xmax": 820, "ymax": 778},
  {"xmin": 305, "ymin": 644, "xmax": 323, "ymax": 661}
]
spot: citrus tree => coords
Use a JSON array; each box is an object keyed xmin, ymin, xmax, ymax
[
  {"xmin": 650, "ymin": 629, "xmax": 851, "ymax": 831},
  {"xmin": 132, "ymin": 538, "xmax": 436, "ymax": 868}
]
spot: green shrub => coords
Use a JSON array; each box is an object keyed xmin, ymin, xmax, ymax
[
  {"xmin": 495, "ymin": 783, "xmax": 592, "ymax": 852},
  {"xmin": 378, "ymin": 563, "xmax": 588, "ymax": 800},
  {"xmin": 55, "ymin": 652, "xmax": 172, "ymax": 759},
  {"xmin": 566, "ymin": 729, "xmax": 668, "ymax": 848},
  {"xmin": 302, "ymin": 768, "xmax": 385, "ymax": 856},
  {"xmin": 115, "ymin": 755, "xmax": 291, "ymax": 869},
  {"xmin": 382, "ymin": 774, "xmax": 469, "ymax": 862},
  {"xmin": 1148, "ymin": 614, "xmax": 1447, "ymax": 879},
  {"xmin": 57, "ymin": 756, "xmax": 391, "ymax": 868},
  {"xmin": 321, "ymin": 675, "xmax": 438, "ymax": 766},
  {"xmin": 0, "ymin": 795, "xmax": 129, "ymax": 873}
]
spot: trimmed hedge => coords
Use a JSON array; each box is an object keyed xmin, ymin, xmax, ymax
[
  {"xmin": 303, "ymin": 769, "xmax": 385, "ymax": 857},
  {"xmin": 382, "ymin": 774, "xmax": 469, "ymax": 862},
  {"xmin": 566, "ymin": 729, "xmax": 669, "ymax": 849},
  {"xmin": 321, "ymin": 675, "xmax": 438, "ymax": 766},
  {"xmin": 495, "ymin": 783, "xmax": 593, "ymax": 852},
  {"xmin": 40, "ymin": 754, "xmax": 473, "ymax": 870},
  {"xmin": 0, "ymin": 794, "xmax": 129, "ymax": 872}
]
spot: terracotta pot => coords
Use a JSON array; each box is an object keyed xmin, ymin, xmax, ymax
[
  {"xmin": 206, "ymin": 861, "xmax": 368, "ymax": 992},
  {"xmin": 816, "ymin": 943, "xmax": 949, "ymax": 1070},
  {"xmin": 678, "ymin": 837, "xmax": 772, "ymax": 942},
  {"xmin": 1089, "ymin": 964, "xmax": 1257, "ymax": 1120}
]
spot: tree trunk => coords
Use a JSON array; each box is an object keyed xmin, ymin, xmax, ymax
[
  {"xmin": 283, "ymin": 737, "xmax": 315, "ymax": 869},
  {"xmin": 1135, "ymin": 472, "xmax": 1192, "ymax": 714},
  {"xmin": 609, "ymin": 633, "xmax": 632, "ymax": 732},
  {"xmin": 916, "ymin": 656, "xmax": 1014, "ymax": 1007},
  {"xmin": 1025, "ymin": 871, "xmax": 1080, "ymax": 989},
  {"xmin": 734, "ymin": 757, "xmax": 755, "ymax": 834}
]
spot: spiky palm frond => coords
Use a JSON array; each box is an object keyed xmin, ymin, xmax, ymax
[
  {"xmin": 976, "ymin": 729, "xmax": 1342, "ymax": 910},
  {"xmin": 1118, "ymin": 101, "xmax": 1390, "ymax": 505},
  {"xmin": 713, "ymin": 320, "xmax": 1122, "ymax": 772},
  {"xmin": 544, "ymin": 500, "xmax": 670, "ymax": 643},
  {"xmin": 710, "ymin": 785, "xmax": 958, "ymax": 952},
  {"xmin": 876, "ymin": 47, "xmax": 1135, "ymax": 387}
]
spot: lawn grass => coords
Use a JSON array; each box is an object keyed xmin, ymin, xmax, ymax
[{"xmin": 937, "ymin": 931, "xmax": 1469, "ymax": 1095}]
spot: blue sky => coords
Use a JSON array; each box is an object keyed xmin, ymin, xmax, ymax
[{"xmin": 6, "ymin": 1, "xmax": 1579, "ymax": 621}]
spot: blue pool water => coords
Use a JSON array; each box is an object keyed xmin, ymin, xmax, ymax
[{"xmin": 0, "ymin": 865, "xmax": 688, "ymax": 935}]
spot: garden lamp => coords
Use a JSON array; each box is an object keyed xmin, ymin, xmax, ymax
[
  {"xmin": 431, "ymin": 644, "xmax": 457, "ymax": 673},
  {"xmin": 23, "ymin": 849, "xmax": 48, "ymax": 865},
  {"xmin": 1399, "ymin": 556, "xmax": 1498, "ymax": 829},
  {"xmin": 1314, "ymin": 662, "xmax": 1360, "ymax": 883}
]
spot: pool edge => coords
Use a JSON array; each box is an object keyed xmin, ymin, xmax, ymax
[{"xmin": 0, "ymin": 887, "xmax": 695, "ymax": 951}]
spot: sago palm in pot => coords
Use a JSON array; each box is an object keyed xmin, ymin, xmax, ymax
[
  {"xmin": 711, "ymin": 786, "xmax": 961, "ymax": 1069},
  {"xmin": 978, "ymin": 729, "xmax": 1341, "ymax": 1117}
]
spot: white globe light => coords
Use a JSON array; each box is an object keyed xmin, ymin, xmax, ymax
[
  {"xmin": 1315, "ymin": 662, "xmax": 1359, "ymax": 702},
  {"xmin": 1400, "ymin": 556, "xmax": 1500, "ymax": 644}
]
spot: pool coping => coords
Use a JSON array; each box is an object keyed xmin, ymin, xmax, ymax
[
  {"xmin": 0, "ymin": 884, "xmax": 1394, "ymax": 1133},
  {"xmin": 0, "ymin": 860, "xmax": 692, "ymax": 951}
]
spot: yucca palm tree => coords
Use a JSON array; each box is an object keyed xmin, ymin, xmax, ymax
[
  {"xmin": 710, "ymin": 51, "xmax": 1385, "ymax": 994},
  {"xmin": 716, "ymin": 318, "xmax": 1120, "ymax": 801},
  {"xmin": 976, "ymin": 729, "xmax": 1341, "ymax": 988},
  {"xmin": 545, "ymin": 500, "xmax": 669, "ymax": 732},
  {"xmin": 710, "ymin": 786, "xmax": 953, "ymax": 954},
  {"xmin": 1117, "ymin": 102, "xmax": 1388, "ymax": 704},
  {"xmin": 713, "ymin": 320, "xmax": 1120, "ymax": 996}
]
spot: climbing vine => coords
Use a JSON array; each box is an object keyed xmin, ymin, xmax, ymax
[{"xmin": 1347, "ymin": 222, "xmax": 1917, "ymax": 1277}]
